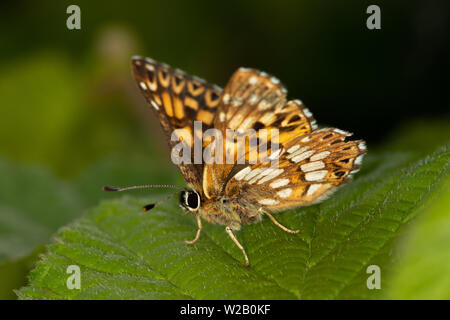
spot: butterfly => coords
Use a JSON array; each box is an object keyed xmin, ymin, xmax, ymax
[{"xmin": 104, "ymin": 56, "xmax": 366, "ymax": 267}]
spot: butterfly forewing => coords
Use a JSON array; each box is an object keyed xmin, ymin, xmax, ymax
[
  {"xmin": 203, "ymin": 69, "xmax": 318, "ymax": 198},
  {"xmin": 131, "ymin": 56, "xmax": 222, "ymax": 191},
  {"xmin": 213, "ymin": 68, "xmax": 287, "ymax": 132}
]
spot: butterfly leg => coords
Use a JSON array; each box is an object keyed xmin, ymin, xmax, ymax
[
  {"xmin": 262, "ymin": 210, "xmax": 300, "ymax": 234},
  {"xmin": 185, "ymin": 215, "xmax": 202, "ymax": 245},
  {"xmin": 225, "ymin": 226, "xmax": 250, "ymax": 267}
]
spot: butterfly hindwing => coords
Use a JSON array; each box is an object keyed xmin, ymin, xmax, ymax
[{"xmin": 224, "ymin": 128, "xmax": 367, "ymax": 212}]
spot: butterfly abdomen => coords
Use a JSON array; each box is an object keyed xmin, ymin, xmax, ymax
[{"xmin": 198, "ymin": 196, "xmax": 263, "ymax": 230}]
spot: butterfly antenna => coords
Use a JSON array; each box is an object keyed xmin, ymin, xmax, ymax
[
  {"xmin": 103, "ymin": 184, "xmax": 181, "ymax": 192},
  {"xmin": 102, "ymin": 184, "xmax": 182, "ymax": 212},
  {"xmin": 142, "ymin": 191, "xmax": 179, "ymax": 212}
]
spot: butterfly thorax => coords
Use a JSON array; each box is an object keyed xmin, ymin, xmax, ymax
[{"xmin": 179, "ymin": 189, "xmax": 262, "ymax": 230}]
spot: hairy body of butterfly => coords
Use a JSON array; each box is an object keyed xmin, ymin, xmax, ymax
[
  {"xmin": 180, "ymin": 189, "xmax": 263, "ymax": 228},
  {"xmin": 130, "ymin": 56, "xmax": 366, "ymax": 267}
]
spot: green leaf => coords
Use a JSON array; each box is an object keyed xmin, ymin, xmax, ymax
[
  {"xmin": 0, "ymin": 154, "xmax": 176, "ymax": 299},
  {"xmin": 386, "ymin": 172, "xmax": 450, "ymax": 299},
  {"xmin": 16, "ymin": 144, "xmax": 449, "ymax": 299}
]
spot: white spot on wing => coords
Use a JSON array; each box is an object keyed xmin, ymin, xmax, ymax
[
  {"xmin": 277, "ymin": 188, "xmax": 292, "ymax": 198},
  {"xmin": 307, "ymin": 184, "xmax": 321, "ymax": 196},
  {"xmin": 292, "ymin": 150, "xmax": 315, "ymax": 163},
  {"xmin": 355, "ymin": 154, "xmax": 364, "ymax": 165},
  {"xmin": 287, "ymin": 145, "xmax": 300, "ymax": 153},
  {"xmin": 258, "ymin": 199, "xmax": 279, "ymax": 206},
  {"xmin": 249, "ymin": 168, "xmax": 275, "ymax": 184},
  {"xmin": 249, "ymin": 76, "xmax": 258, "ymax": 85},
  {"xmin": 248, "ymin": 94, "xmax": 259, "ymax": 104},
  {"xmin": 310, "ymin": 151, "xmax": 330, "ymax": 161},
  {"xmin": 286, "ymin": 146, "xmax": 309, "ymax": 159},
  {"xmin": 258, "ymin": 100, "xmax": 272, "ymax": 111},
  {"xmin": 231, "ymin": 97, "xmax": 243, "ymax": 107},
  {"xmin": 139, "ymin": 82, "xmax": 147, "ymax": 90},
  {"xmin": 257, "ymin": 169, "xmax": 284, "ymax": 184},
  {"xmin": 268, "ymin": 148, "xmax": 282, "ymax": 160},
  {"xmin": 301, "ymin": 136, "xmax": 311, "ymax": 142},
  {"xmin": 270, "ymin": 178, "xmax": 290, "ymax": 189},
  {"xmin": 219, "ymin": 112, "xmax": 226, "ymax": 122},
  {"xmin": 300, "ymin": 161, "xmax": 325, "ymax": 172},
  {"xmin": 244, "ymin": 168, "xmax": 262, "ymax": 181},
  {"xmin": 234, "ymin": 167, "xmax": 251, "ymax": 180},
  {"xmin": 359, "ymin": 142, "xmax": 367, "ymax": 151},
  {"xmin": 334, "ymin": 128, "xmax": 352, "ymax": 136},
  {"xmin": 151, "ymin": 101, "xmax": 160, "ymax": 110},
  {"xmin": 303, "ymin": 108, "xmax": 312, "ymax": 117},
  {"xmin": 305, "ymin": 170, "xmax": 328, "ymax": 181}
]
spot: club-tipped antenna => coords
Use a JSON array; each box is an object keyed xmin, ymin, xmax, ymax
[
  {"xmin": 102, "ymin": 184, "xmax": 183, "ymax": 212},
  {"xmin": 142, "ymin": 191, "xmax": 179, "ymax": 212}
]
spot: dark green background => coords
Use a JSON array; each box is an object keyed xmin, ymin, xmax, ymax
[{"xmin": 1, "ymin": 1, "xmax": 449, "ymax": 153}]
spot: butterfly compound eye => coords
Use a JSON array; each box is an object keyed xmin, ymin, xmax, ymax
[
  {"xmin": 187, "ymin": 191, "xmax": 200, "ymax": 210},
  {"xmin": 181, "ymin": 190, "xmax": 200, "ymax": 211}
]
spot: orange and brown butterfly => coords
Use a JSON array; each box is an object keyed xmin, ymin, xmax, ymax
[{"xmin": 104, "ymin": 56, "xmax": 366, "ymax": 267}]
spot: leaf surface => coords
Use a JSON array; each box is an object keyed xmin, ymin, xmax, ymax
[{"xmin": 17, "ymin": 145, "xmax": 449, "ymax": 299}]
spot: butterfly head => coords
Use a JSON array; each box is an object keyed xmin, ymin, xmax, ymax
[{"xmin": 179, "ymin": 189, "xmax": 201, "ymax": 213}]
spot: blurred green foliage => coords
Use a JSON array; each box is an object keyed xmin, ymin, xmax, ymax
[
  {"xmin": 387, "ymin": 174, "xmax": 450, "ymax": 299},
  {"xmin": 0, "ymin": 52, "xmax": 166, "ymax": 178}
]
